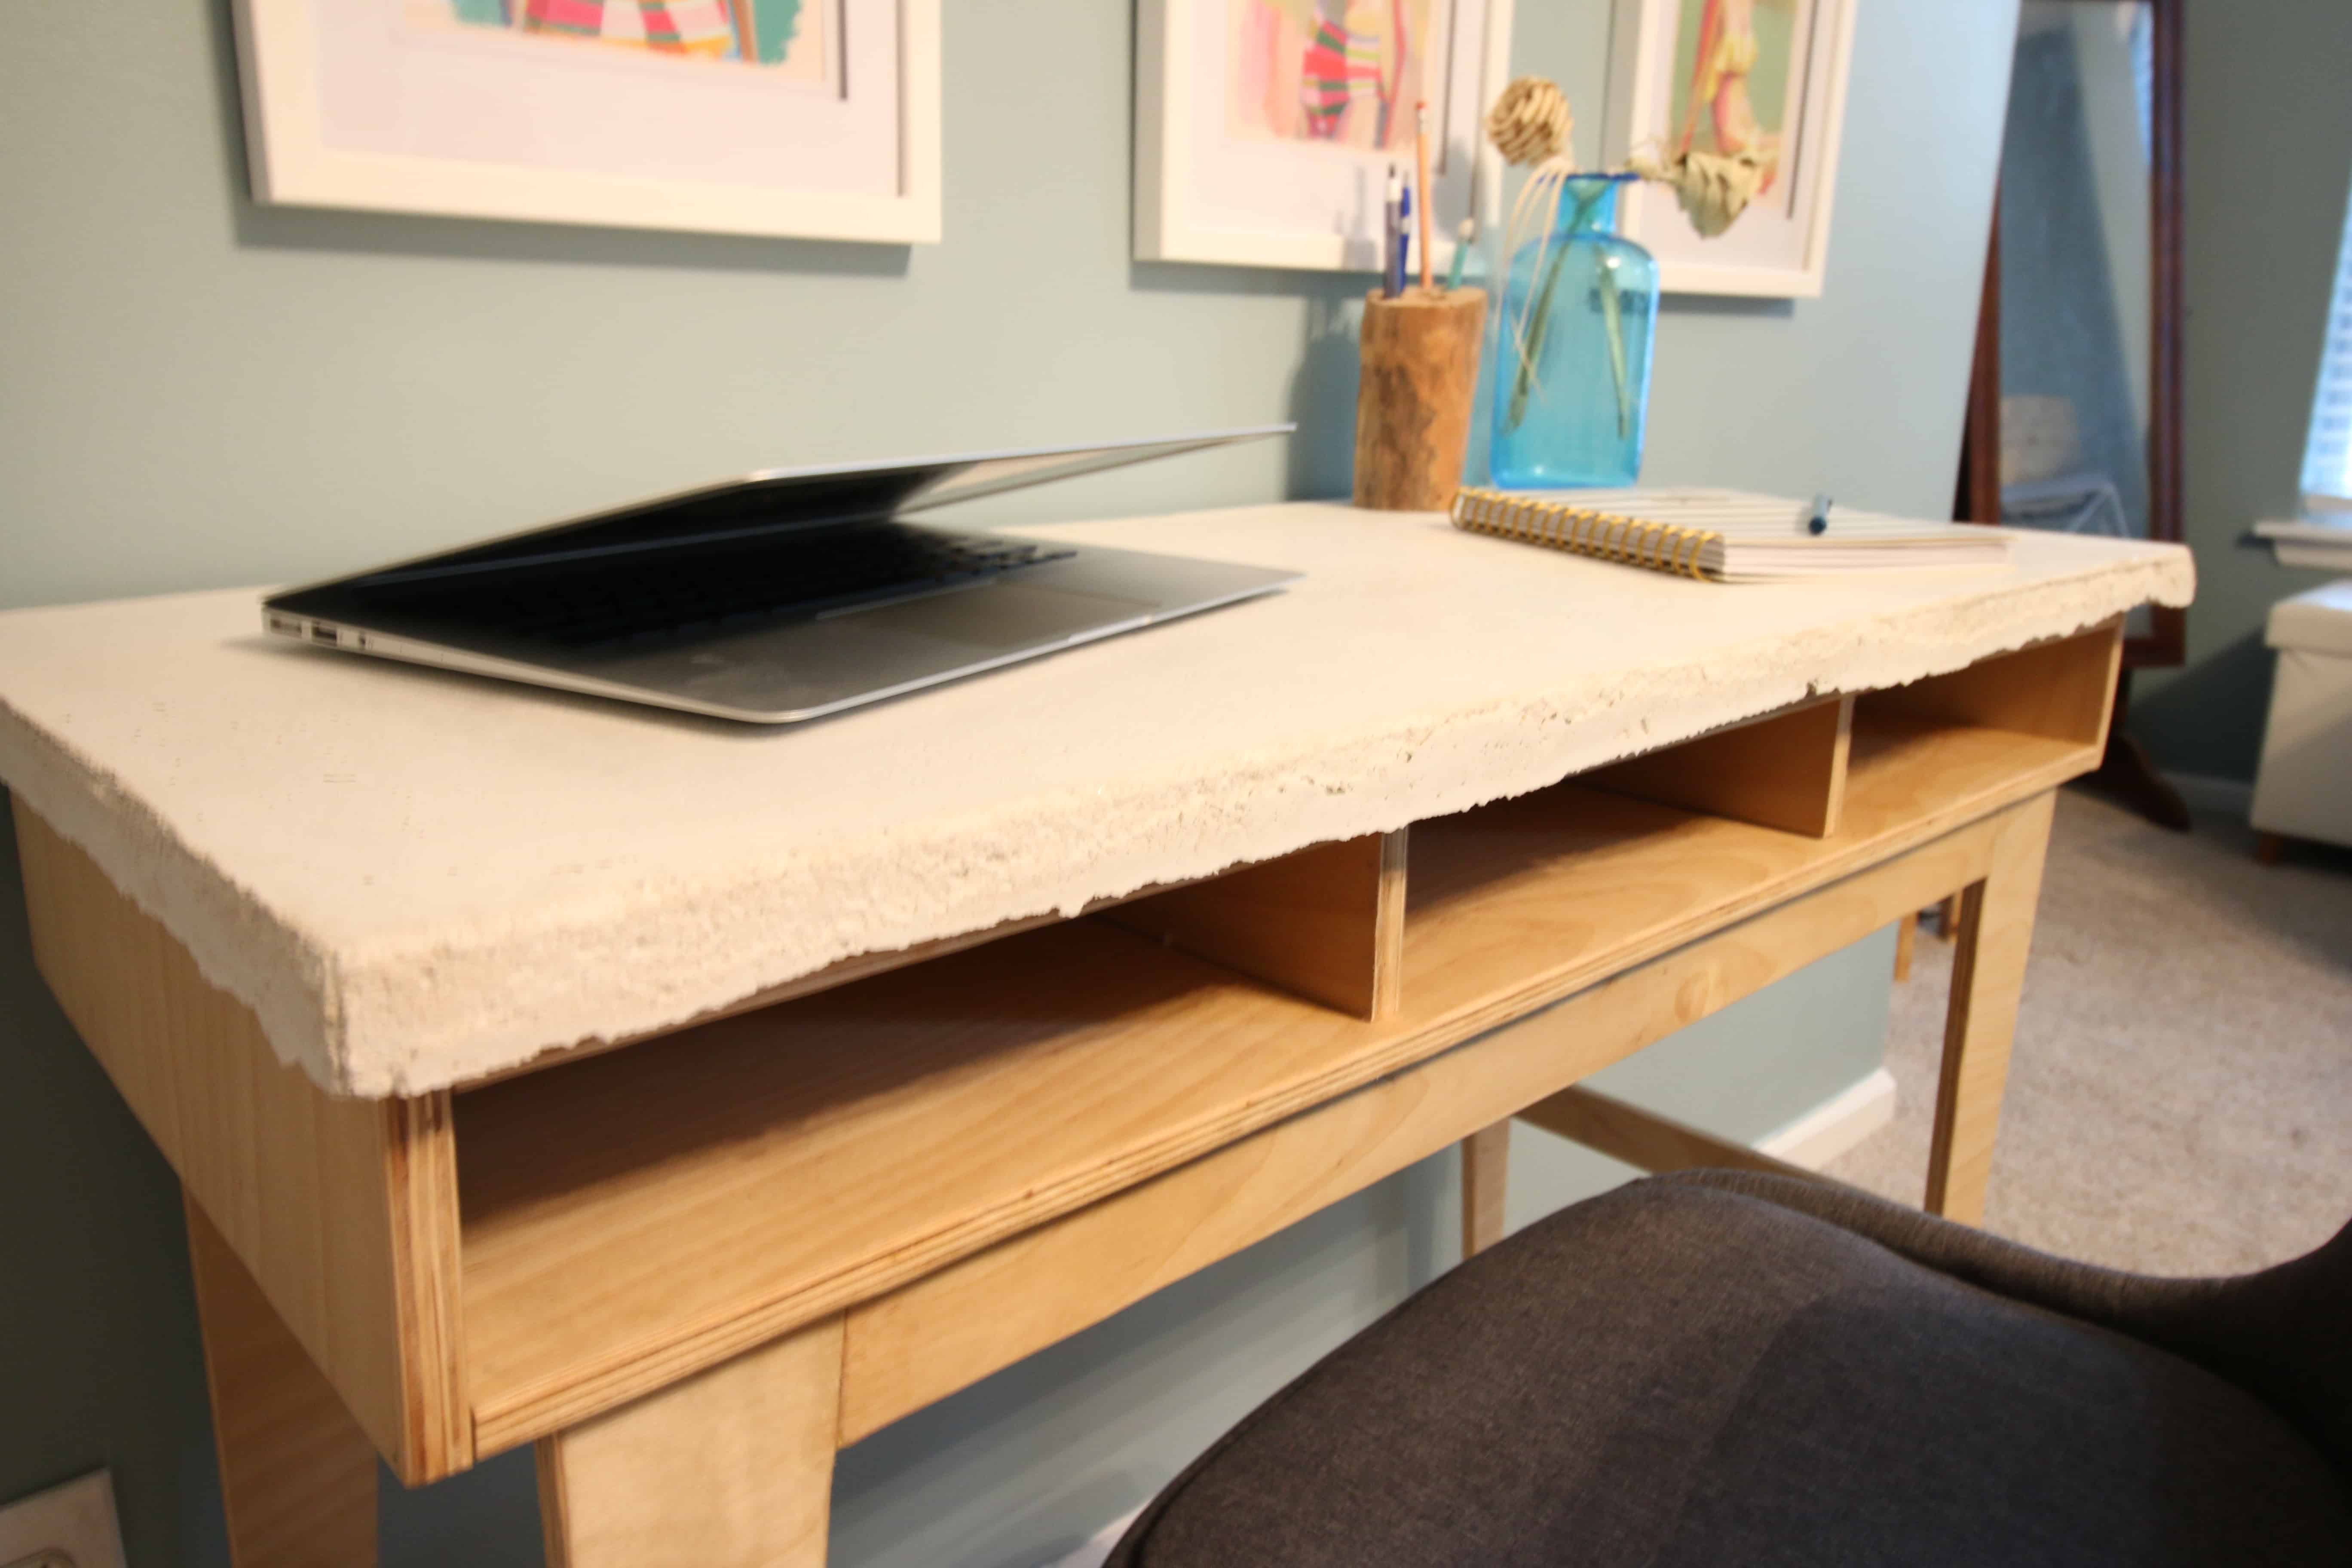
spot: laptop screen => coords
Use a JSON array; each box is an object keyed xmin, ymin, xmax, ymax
[{"xmin": 336, "ymin": 427, "xmax": 1290, "ymax": 589}]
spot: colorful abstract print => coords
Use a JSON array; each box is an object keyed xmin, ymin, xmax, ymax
[
  {"xmin": 446, "ymin": 0, "xmax": 805, "ymax": 65},
  {"xmin": 1229, "ymin": 0, "xmax": 1433, "ymax": 155},
  {"xmin": 1301, "ymin": 17, "xmax": 1389, "ymax": 141}
]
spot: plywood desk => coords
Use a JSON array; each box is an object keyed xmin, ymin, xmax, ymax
[{"xmin": 0, "ymin": 503, "xmax": 2192, "ymax": 1566}]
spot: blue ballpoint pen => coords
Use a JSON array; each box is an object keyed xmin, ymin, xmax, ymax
[
  {"xmin": 1382, "ymin": 165, "xmax": 1405, "ymax": 298},
  {"xmin": 1395, "ymin": 180, "xmax": 1414, "ymax": 296}
]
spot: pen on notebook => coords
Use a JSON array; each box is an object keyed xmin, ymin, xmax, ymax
[
  {"xmin": 1801, "ymin": 493, "xmax": 1834, "ymax": 535},
  {"xmin": 1382, "ymin": 165, "xmax": 1404, "ymax": 299}
]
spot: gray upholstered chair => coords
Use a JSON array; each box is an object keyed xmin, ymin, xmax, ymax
[{"xmin": 1108, "ymin": 1171, "xmax": 2352, "ymax": 1566}]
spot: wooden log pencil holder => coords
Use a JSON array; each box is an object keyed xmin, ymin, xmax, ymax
[{"xmin": 1353, "ymin": 286, "xmax": 1487, "ymax": 512}]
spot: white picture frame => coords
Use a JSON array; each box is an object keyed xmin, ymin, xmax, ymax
[
  {"xmin": 229, "ymin": 0, "xmax": 940, "ymax": 244},
  {"xmin": 1601, "ymin": 0, "xmax": 1857, "ymax": 297},
  {"xmin": 1136, "ymin": 0, "xmax": 1516, "ymax": 273}
]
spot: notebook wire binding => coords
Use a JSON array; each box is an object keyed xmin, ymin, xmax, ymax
[{"xmin": 1452, "ymin": 489, "xmax": 1718, "ymax": 580}]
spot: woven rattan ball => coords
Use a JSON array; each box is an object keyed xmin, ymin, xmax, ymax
[{"xmin": 1486, "ymin": 77, "xmax": 1572, "ymax": 166}]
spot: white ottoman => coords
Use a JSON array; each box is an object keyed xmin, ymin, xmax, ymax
[{"xmin": 2252, "ymin": 579, "xmax": 2352, "ymax": 853}]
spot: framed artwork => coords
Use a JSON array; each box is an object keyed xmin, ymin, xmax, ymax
[
  {"xmin": 1136, "ymin": 0, "xmax": 1517, "ymax": 273},
  {"xmin": 229, "ymin": 0, "xmax": 940, "ymax": 243},
  {"xmin": 1602, "ymin": 0, "xmax": 1857, "ymax": 296}
]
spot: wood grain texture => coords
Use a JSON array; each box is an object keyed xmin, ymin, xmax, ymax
[
  {"xmin": 1372, "ymin": 829, "xmax": 1409, "ymax": 1019},
  {"xmin": 833, "ymin": 806, "xmax": 2015, "ymax": 1442},
  {"xmin": 1353, "ymin": 287, "xmax": 1485, "ymax": 511},
  {"xmin": 1460, "ymin": 1122, "xmax": 1511, "ymax": 1257},
  {"xmin": 456, "ymin": 712, "xmax": 2101, "ymax": 1454},
  {"xmin": 459, "ymin": 925, "xmax": 1370, "ymax": 1454},
  {"xmin": 187, "ymin": 1194, "xmax": 380, "ymax": 1568},
  {"xmin": 1925, "ymin": 790, "xmax": 2057, "ymax": 1224},
  {"xmin": 1589, "ymin": 695, "xmax": 1853, "ymax": 836},
  {"xmin": 1515, "ymin": 1087, "xmax": 1821, "ymax": 1182},
  {"xmin": 1106, "ymin": 831, "xmax": 1407, "ymax": 1020},
  {"xmin": 14, "ymin": 802, "xmax": 469, "ymax": 1483},
  {"xmin": 1868, "ymin": 622, "xmax": 2122, "ymax": 748},
  {"xmin": 1893, "ymin": 913, "xmax": 1916, "ymax": 981},
  {"xmin": 538, "ymin": 1317, "xmax": 842, "ymax": 1568}
]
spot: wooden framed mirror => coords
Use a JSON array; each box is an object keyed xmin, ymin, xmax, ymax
[{"xmin": 1956, "ymin": 0, "xmax": 2186, "ymax": 823}]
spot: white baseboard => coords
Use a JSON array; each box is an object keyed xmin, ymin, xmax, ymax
[
  {"xmin": 2164, "ymin": 771, "xmax": 2253, "ymax": 821},
  {"xmin": 1756, "ymin": 1066, "xmax": 1897, "ymax": 1170}
]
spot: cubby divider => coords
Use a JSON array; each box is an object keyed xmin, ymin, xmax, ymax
[
  {"xmin": 1104, "ymin": 829, "xmax": 1407, "ymax": 1019},
  {"xmin": 1589, "ymin": 694, "xmax": 1854, "ymax": 837}
]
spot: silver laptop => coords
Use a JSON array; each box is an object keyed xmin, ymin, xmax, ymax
[{"xmin": 263, "ymin": 427, "xmax": 1298, "ymax": 723}]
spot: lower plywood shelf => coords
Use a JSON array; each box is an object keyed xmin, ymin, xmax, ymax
[
  {"xmin": 452, "ymin": 695, "xmax": 2100, "ymax": 1455},
  {"xmin": 455, "ymin": 922, "xmax": 1369, "ymax": 1449}
]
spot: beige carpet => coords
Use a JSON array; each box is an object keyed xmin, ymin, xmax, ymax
[{"xmin": 1825, "ymin": 787, "xmax": 2352, "ymax": 1278}]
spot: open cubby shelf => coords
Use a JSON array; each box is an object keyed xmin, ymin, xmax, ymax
[
  {"xmin": 1406, "ymin": 710, "xmax": 2089, "ymax": 1020},
  {"xmin": 456, "ymin": 921, "xmax": 1361, "ymax": 1440},
  {"xmin": 451, "ymin": 626, "xmax": 2117, "ymax": 1452}
]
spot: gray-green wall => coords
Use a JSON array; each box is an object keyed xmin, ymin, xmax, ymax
[
  {"xmin": 0, "ymin": 1, "xmax": 2015, "ymax": 1562},
  {"xmin": 2128, "ymin": 0, "xmax": 2352, "ymax": 782}
]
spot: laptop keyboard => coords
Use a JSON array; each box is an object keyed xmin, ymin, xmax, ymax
[{"xmin": 357, "ymin": 526, "xmax": 1078, "ymax": 649}]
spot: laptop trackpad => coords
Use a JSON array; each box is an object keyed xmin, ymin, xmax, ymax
[{"xmin": 845, "ymin": 581, "xmax": 1155, "ymax": 650}]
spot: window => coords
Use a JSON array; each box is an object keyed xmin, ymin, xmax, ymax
[{"xmin": 2302, "ymin": 175, "xmax": 2352, "ymax": 511}]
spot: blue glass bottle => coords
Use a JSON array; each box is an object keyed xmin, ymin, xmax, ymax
[{"xmin": 1488, "ymin": 174, "xmax": 1659, "ymax": 489}]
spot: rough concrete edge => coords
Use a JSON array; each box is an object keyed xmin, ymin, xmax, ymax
[
  {"xmin": 0, "ymin": 697, "xmax": 344, "ymax": 1089},
  {"xmin": 1, "ymin": 548, "xmax": 2194, "ymax": 1097}
]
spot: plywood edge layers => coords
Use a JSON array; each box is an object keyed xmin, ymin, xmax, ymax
[
  {"xmin": 833, "ymin": 808, "xmax": 2009, "ymax": 1442},
  {"xmin": 12, "ymin": 802, "xmax": 470, "ymax": 1483}
]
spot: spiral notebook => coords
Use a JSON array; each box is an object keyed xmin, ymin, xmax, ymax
[{"xmin": 1452, "ymin": 487, "xmax": 2011, "ymax": 583}]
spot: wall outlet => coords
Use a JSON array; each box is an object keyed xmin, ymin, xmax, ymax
[{"xmin": 0, "ymin": 1472, "xmax": 127, "ymax": 1568}]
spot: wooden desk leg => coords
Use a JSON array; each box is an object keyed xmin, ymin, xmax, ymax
[
  {"xmin": 1924, "ymin": 792, "xmax": 2056, "ymax": 1225},
  {"xmin": 1460, "ymin": 1121, "xmax": 1510, "ymax": 1257},
  {"xmin": 1893, "ymin": 914, "xmax": 1917, "ymax": 982},
  {"xmin": 184, "ymin": 1194, "xmax": 380, "ymax": 1568},
  {"xmin": 537, "ymin": 1316, "xmax": 845, "ymax": 1568}
]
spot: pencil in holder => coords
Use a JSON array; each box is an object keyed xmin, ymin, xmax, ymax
[{"xmin": 1353, "ymin": 286, "xmax": 1487, "ymax": 512}]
